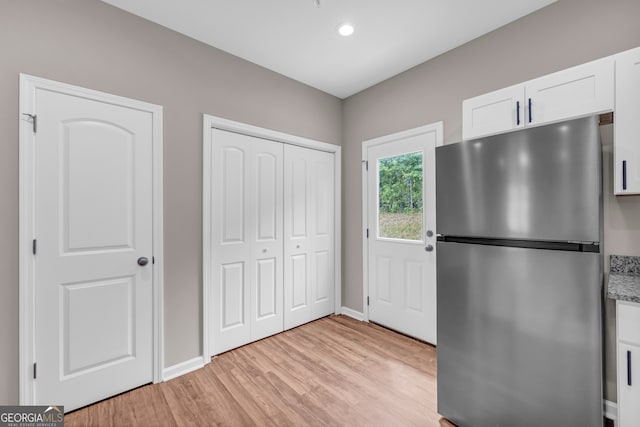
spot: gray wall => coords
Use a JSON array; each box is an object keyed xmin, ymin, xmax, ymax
[
  {"xmin": 342, "ymin": 0, "xmax": 640, "ymax": 402},
  {"xmin": 0, "ymin": 0, "xmax": 341, "ymax": 404}
]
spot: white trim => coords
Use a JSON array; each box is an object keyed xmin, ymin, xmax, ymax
[
  {"xmin": 341, "ymin": 307, "xmax": 364, "ymax": 321},
  {"xmin": 19, "ymin": 74, "xmax": 164, "ymax": 404},
  {"xmin": 162, "ymin": 356, "xmax": 206, "ymax": 382},
  {"xmin": 202, "ymin": 114, "xmax": 342, "ymax": 357},
  {"xmin": 361, "ymin": 122, "xmax": 444, "ymax": 323},
  {"xmin": 151, "ymin": 90, "xmax": 165, "ymax": 385},
  {"xmin": 604, "ymin": 399, "xmax": 617, "ymax": 424},
  {"xmin": 202, "ymin": 115, "xmax": 340, "ymax": 153},
  {"xmin": 202, "ymin": 117, "xmax": 213, "ymax": 366}
]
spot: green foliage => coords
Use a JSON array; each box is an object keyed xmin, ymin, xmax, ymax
[{"xmin": 378, "ymin": 152, "xmax": 423, "ymax": 214}]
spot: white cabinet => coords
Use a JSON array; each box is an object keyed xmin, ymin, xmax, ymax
[
  {"xmin": 462, "ymin": 57, "xmax": 614, "ymax": 139},
  {"xmin": 617, "ymin": 300, "xmax": 640, "ymax": 427},
  {"xmin": 614, "ymin": 47, "xmax": 640, "ymax": 195},
  {"xmin": 462, "ymin": 85, "xmax": 524, "ymax": 139}
]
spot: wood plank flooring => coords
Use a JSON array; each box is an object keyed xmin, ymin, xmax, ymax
[{"xmin": 66, "ymin": 315, "xmax": 455, "ymax": 426}]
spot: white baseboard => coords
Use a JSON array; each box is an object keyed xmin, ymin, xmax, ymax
[
  {"xmin": 162, "ymin": 355, "xmax": 207, "ymax": 381},
  {"xmin": 604, "ymin": 399, "xmax": 617, "ymax": 424},
  {"xmin": 341, "ymin": 306, "xmax": 365, "ymax": 321}
]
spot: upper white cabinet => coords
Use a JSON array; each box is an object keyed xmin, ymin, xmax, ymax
[
  {"xmin": 462, "ymin": 84, "xmax": 524, "ymax": 139},
  {"xmin": 463, "ymin": 57, "xmax": 614, "ymax": 139},
  {"xmin": 614, "ymin": 47, "xmax": 640, "ymax": 195}
]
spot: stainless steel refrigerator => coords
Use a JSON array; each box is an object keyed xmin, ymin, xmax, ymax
[{"xmin": 435, "ymin": 116, "xmax": 603, "ymax": 427}]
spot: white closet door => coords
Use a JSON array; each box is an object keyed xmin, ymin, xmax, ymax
[
  {"xmin": 251, "ymin": 141, "xmax": 284, "ymax": 341},
  {"xmin": 284, "ymin": 145, "xmax": 335, "ymax": 329},
  {"xmin": 210, "ymin": 129, "xmax": 283, "ymax": 355}
]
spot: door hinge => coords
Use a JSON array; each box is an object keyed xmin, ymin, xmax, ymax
[
  {"xmin": 367, "ymin": 296, "xmax": 370, "ymax": 306},
  {"xmin": 362, "ymin": 160, "xmax": 368, "ymax": 171},
  {"xmin": 33, "ymin": 362, "xmax": 36, "ymax": 379},
  {"xmin": 32, "ymin": 239, "xmax": 37, "ymax": 255},
  {"xmin": 22, "ymin": 113, "xmax": 37, "ymax": 133},
  {"xmin": 366, "ymin": 228, "xmax": 369, "ymax": 239}
]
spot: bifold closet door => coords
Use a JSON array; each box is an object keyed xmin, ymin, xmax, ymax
[
  {"xmin": 284, "ymin": 144, "xmax": 335, "ymax": 330},
  {"xmin": 210, "ymin": 129, "xmax": 283, "ymax": 355}
]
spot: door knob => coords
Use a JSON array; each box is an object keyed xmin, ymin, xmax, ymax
[
  {"xmin": 426, "ymin": 230, "xmax": 434, "ymax": 238},
  {"xmin": 425, "ymin": 245, "xmax": 434, "ymax": 252},
  {"xmin": 137, "ymin": 257, "xmax": 149, "ymax": 266}
]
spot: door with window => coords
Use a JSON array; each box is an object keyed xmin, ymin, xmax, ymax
[{"xmin": 365, "ymin": 125, "xmax": 439, "ymax": 344}]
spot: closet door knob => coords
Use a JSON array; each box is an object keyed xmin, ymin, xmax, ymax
[{"xmin": 137, "ymin": 257, "xmax": 149, "ymax": 266}]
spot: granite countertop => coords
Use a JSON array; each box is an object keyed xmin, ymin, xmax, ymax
[{"xmin": 607, "ymin": 255, "xmax": 640, "ymax": 304}]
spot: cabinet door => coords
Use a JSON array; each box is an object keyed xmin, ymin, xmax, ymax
[
  {"xmin": 462, "ymin": 84, "xmax": 524, "ymax": 139},
  {"xmin": 618, "ymin": 342, "xmax": 640, "ymax": 427},
  {"xmin": 283, "ymin": 145, "xmax": 335, "ymax": 330},
  {"xmin": 525, "ymin": 57, "xmax": 614, "ymax": 127},
  {"xmin": 614, "ymin": 47, "xmax": 640, "ymax": 195}
]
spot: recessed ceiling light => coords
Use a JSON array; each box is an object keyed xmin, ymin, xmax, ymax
[{"xmin": 337, "ymin": 23, "xmax": 354, "ymax": 37}]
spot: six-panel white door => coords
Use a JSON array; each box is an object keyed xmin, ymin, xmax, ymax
[
  {"xmin": 284, "ymin": 145, "xmax": 335, "ymax": 330},
  {"xmin": 34, "ymin": 87, "xmax": 154, "ymax": 411},
  {"xmin": 366, "ymin": 132, "xmax": 437, "ymax": 344},
  {"xmin": 210, "ymin": 129, "xmax": 284, "ymax": 355}
]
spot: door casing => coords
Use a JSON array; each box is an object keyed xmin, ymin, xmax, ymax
[
  {"xmin": 19, "ymin": 74, "xmax": 164, "ymax": 404},
  {"xmin": 202, "ymin": 114, "xmax": 342, "ymax": 357},
  {"xmin": 361, "ymin": 122, "xmax": 443, "ymax": 323}
]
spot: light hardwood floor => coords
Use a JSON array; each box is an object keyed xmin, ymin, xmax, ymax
[{"xmin": 66, "ymin": 315, "xmax": 455, "ymax": 426}]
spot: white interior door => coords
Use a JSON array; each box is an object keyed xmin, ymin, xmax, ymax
[
  {"xmin": 210, "ymin": 129, "xmax": 283, "ymax": 355},
  {"xmin": 366, "ymin": 130, "xmax": 437, "ymax": 344},
  {"xmin": 33, "ymin": 86, "xmax": 155, "ymax": 411},
  {"xmin": 284, "ymin": 145, "xmax": 335, "ymax": 330}
]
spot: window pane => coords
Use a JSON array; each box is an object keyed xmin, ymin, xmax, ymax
[{"xmin": 378, "ymin": 152, "xmax": 423, "ymax": 241}]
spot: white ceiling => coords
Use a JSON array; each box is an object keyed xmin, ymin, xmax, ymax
[{"xmin": 100, "ymin": 0, "xmax": 556, "ymax": 99}]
